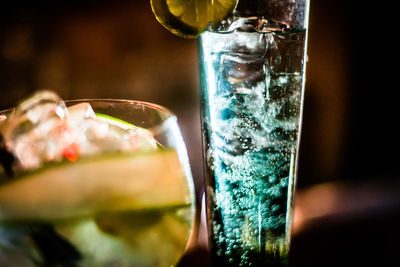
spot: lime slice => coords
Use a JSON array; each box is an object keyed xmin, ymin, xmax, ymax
[
  {"xmin": 95, "ymin": 112, "xmax": 158, "ymax": 150},
  {"xmin": 151, "ymin": 0, "xmax": 238, "ymax": 38},
  {"xmin": 0, "ymin": 149, "xmax": 192, "ymax": 221},
  {"xmin": 95, "ymin": 113, "xmax": 136, "ymax": 130}
]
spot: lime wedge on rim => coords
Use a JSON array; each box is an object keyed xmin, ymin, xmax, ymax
[
  {"xmin": 0, "ymin": 149, "xmax": 192, "ymax": 221},
  {"xmin": 151, "ymin": 0, "xmax": 238, "ymax": 38}
]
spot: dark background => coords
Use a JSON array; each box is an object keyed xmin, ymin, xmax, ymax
[{"xmin": 1, "ymin": 1, "xmax": 399, "ymax": 266}]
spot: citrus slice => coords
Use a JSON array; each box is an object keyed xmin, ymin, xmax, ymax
[
  {"xmin": 0, "ymin": 149, "xmax": 192, "ymax": 221},
  {"xmin": 95, "ymin": 112, "xmax": 158, "ymax": 150},
  {"xmin": 95, "ymin": 113, "xmax": 135, "ymax": 130},
  {"xmin": 151, "ymin": 0, "xmax": 238, "ymax": 38}
]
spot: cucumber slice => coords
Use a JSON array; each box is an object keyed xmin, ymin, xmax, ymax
[
  {"xmin": 0, "ymin": 149, "xmax": 192, "ymax": 221},
  {"xmin": 54, "ymin": 206, "xmax": 192, "ymax": 267}
]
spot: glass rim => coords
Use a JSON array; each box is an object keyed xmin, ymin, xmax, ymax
[
  {"xmin": 0, "ymin": 98, "xmax": 176, "ymax": 120},
  {"xmin": 65, "ymin": 98, "xmax": 175, "ymax": 118}
]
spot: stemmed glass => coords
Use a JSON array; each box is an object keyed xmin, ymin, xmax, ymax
[{"xmin": 0, "ymin": 95, "xmax": 195, "ymax": 267}]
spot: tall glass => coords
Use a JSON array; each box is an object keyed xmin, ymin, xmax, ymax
[{"xmin": 198, "ymin": 0, "xmax": 310, "ymax": 266}]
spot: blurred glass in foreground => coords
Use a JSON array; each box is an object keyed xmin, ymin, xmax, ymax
[{"xmin": 0, "ymin": 91, "xmax": 195, "ymax": 267}]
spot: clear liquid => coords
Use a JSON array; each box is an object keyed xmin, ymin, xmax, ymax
[{"xmin": 199, "ymin": 19, "xmax": 307, "ymax": 266}]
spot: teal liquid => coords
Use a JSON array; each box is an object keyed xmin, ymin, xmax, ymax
[{"xmin": 199, "ymin": 20, "xmax": 307, "ymax": 266}]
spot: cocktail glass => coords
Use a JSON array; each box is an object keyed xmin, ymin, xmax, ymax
[
  {"xmin": 0, "ymin": 95, "xmax": 195, "ymax": 267},
  {"xmin": 198, "ymin": 0, "xmax": 310, "ymax": 266}
]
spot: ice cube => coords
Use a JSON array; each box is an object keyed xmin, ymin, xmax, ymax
[
  {"xmin": 79, "ymin": 118, "xmax": 157, "ymax": 156},
  {"xmin": 64, "ymin": 103, "xmax": 157, "ymax": 157},
  {"xmin": 6, "ymin": 90, "xmax": 67, "ymax": 137},
  {"xmin": 0, "ymin": 91, "xmax": 71, "ymax": 169},
  {"xmin": 221, "ymin": 54, "xmax": 266, "ymax": 86},
  {"xmin": 67, "ymin": 103, "xmax": 96, "ymax": 122},
  {"xmin": 0, "ymin": 91, "xmax": 158, "ymax": 171}
]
